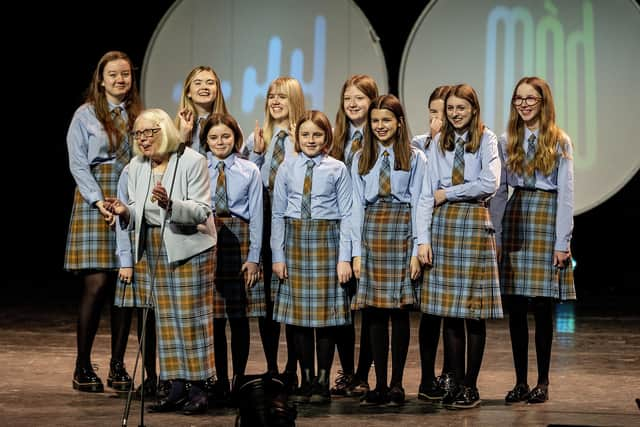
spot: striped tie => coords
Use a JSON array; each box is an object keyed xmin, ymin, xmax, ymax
[
  {"xmin": 301, "ymin": 160, "xmax": 315, "ymax": 219},
  {"xmin": 424, "ymin": 135, "xmax": 432, "ymax": 150},
  {"xmin": 524, "ymin": 134, "xmax": 537, "ymax": 189},
  {"xmin": 268, "ymin": 130, "xmax": 287, "ymax": 192},
  {"xmin": 215, "ymin": 161, "xmax": 230, "ymax": 217},
  {"xmin": 451, "ymin": 137, "xmax": 465, "ymax": 185},
  {"xmin": 346, "ymin": 130, "xmax": 362, "ymax": 169},
  {"xmin": 111, "ymin": 107, "xmax": 130, "ymax": 167},
  {"xmin": 379, "ymin": 150, "xmax": 391, "ymax": 197}
]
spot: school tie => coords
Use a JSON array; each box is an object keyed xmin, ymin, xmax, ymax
[
  {"xmin": 424, "ymin": 135, "xmax": 432, "ymax": 150},
  {"xmin": 268, "ymin": 130, "xmax": 287, "ymax": 192},
  {"xmin": 346, "ymin": 130, "xmax": 362, "ymax": 169},
  {"xmin": 379, "ymin": 150, "xmax": 391, "ymax": 198},
  {"xmin": 215, "ymin": 161, "xmax": 230, "ymax": 217},
  {"xmin": 111, "ymin": 107, "xmax": 130, "ymax": 167},
  {"xmin": 194, "ymin": 116, "xmax": 207, "ymax": 148},
  {"xmin": 301, "ymin": 160, "xmax": 315, "ymax": 219},
  {"xmin": 451, "ymin": 137, "xmax": 465, "ymax": 185},
  {"xmin": 524, "ymin": 133, "xmax": 537, "ymax": 189}
]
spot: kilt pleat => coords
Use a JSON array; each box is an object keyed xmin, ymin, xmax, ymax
[
  {"xmin": 213, "ymin": 216, "xmax": 266, "ymax": 318},
  {"xmin": 273, "ymin": 219, "xmax": 350, "ymax": 327},
  {"xmin": 144, "ymin": 226, "xmax": 216, "ymax": 380},
  {"xmin": 501, "ymin": 189, "xmax": 576, "ymax": 300},
  {"xmin": 420, "ymin": 202, "xmax": 502, "ymax": 319},
  {"xmin": 352, "ymin": 202, "xmax": 417, "ymax": 310},
  {"xmin": 64, "ymin": 163, "xmax": 120, "ymax": 271}
]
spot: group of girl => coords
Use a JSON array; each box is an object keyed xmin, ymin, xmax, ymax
[{"xmin": 65, "ymin": 50, "xmax": 575, "ymax": 415}]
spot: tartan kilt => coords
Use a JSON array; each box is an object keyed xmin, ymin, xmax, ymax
[
  {"xmin": 420, "ymin": 202, "xmax": 503, "ymax": 319},
  {"xmin": 144, "ymin": 226, "xmax": 216, "ymax": 381},
  {"xmin": 114, "ymin": 230, "xmax": 151, "ymax": 308},
  {"xmin": 213, "ymin": 216, "xmax": 266, "ymax": 318},
  {"xmin": 64, "ymin": 163, "xmax": 120, "ymax": 271},
  {"xmin": 352, "ymin": 202, "xmax": 417, "ymax": 310},
  {"xmin": 500, "ymin": 189, "xmax": 576, "ymax": 300},
  {"xmin": 273, "ymin": 218, "xmax": 351, "ymax": 327}
]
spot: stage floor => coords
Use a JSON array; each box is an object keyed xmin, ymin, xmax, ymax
[{"xmin": 0, "ymin": 299, "xmax": 638, "ymax": 426}]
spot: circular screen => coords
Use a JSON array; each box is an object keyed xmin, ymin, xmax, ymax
[
  {"xmin": 142, "ymin": 0, "xmax": 387, "ymax": 138},
  {"xmin": 400, "ymin": 0, "xmax": 640, "ymax": 214}
]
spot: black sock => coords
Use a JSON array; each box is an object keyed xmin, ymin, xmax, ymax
[{"xmin": 419, "ymin": 313, "xmax": 441, "ymax": 385}]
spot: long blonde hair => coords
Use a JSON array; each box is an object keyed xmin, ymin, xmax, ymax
[
  {"xmin": 331, "ymin": 74, "xmax": 379, "ymax": 161},
  {"xmin": 262, "ymin": 77, "xmax": 305, "ymax": 148},
  {"xmin": 357, "ymin": 95, "xmax": 412, "ymax": 176},
  {"xmin": 438, "ymin": 84, "xmax": 484, "ymax": 155},
  {"xmin": 175, "ymin": 66, "xmax": 228, "ymax": 128},
  {"xmin": 506, "ymin": 76, "xmax": 571, "ymax": 176}
]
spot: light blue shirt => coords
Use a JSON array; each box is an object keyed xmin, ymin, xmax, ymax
[
  {"xmin": 67, "ymin": 102, "xmax": 128, "ymax": 205},
  {"xmin": 244, "ymin": 127, "xmax": 296, "ymax": 189},
  {"xmin": 489, "ymin": 130, "xmax": 574, "ymax": 251},
  {"xmin": 351, "ymin": 143, "xmax": 426, "ymax": 257},
  {"xmin": 271, "ymin": 153, "xmax": 352, "ymax": 263},
  {"xmin": 411, "ymin": 133, "xmax": 433, "ymax": 157},
  {"xmin": 417, "ymin": 128, "xmax": 500, "ymax": 245},
  {"xmin": 207, "ymin": 152, "xmax": 263, "ymax": 263}
]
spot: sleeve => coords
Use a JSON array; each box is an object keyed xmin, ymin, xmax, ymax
[
  {"xmin": 169, "ymin": 154, "xmax": 212, "ymax": 225},
  {"xmin": 409, "ymin": 150, "xmax": 426, "ymax": 256},
  {"xmin": 270, "ymin": 163, "xmax": 288, "ymax": 263},
  {"xmin": 67, "ymin": 108, "xmax": 103, "ymax": 205},
  {"xmin": 554, "ymin": 137, "xmax": 574, "ymax": 252},
  {"xmin": 489, "ymin": 136, "xmax": 508, "ymax": 247},
  {"xmin": 247, "ymin": 167, "xmax": 264, "ymax": 263},
  {"xmin": 416, "ymin": 155, "xmax": 435, "ymax": 245},
  {"xmin": 335, "ymin": 164, "xmax": 353, "ymax": 262},
  {"xmin": 115, "ymin": 166, "xmax": 133, "ymax": 268},
  {"xmin": 350, "ymin": 154, "xmax": 365, "ymax": 258}
]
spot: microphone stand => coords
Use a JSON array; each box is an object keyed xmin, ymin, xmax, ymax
[{"xmin": 121, "ymin": 143, "xmax": 186, "ymax": 427}]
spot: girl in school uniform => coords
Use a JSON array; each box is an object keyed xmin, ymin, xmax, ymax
[
  {"xmin": 351, "ymin": 95, "xmax": 426, "ymax": 406},
  {"xmin": 328, "ymin": 74, "xmax": 379, "ymax": 398},
  {"xmin": 201, "ymin": 113, "xmax": 265, "ymax": 402},
  {"xmin": 490, "ymin": 76, "xmax": 575, "ymax": 405},
  {"xmin": 417, "ymin": 83, "xmax": 502, "ymax": 409},
  {"xmin": 271, "ymin": 110, "xmax": 353, "ymax": 404},
  {"xmin": 244, "ymin": 76, "xmax": 306, "ymax": 390},
  {"xmin": 412, "ymin": 85, "xmax": 457, "ymax": 402},
  {"xmin": 175, "ymin": 66, "xmax": 229, "ymax": 154}
]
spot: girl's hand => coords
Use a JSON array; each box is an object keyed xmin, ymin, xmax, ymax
[
  {"xmin": 352, "ymin": 256, "xmax": 361, "ymax": 280},
  {"xmin": 242, "ymin": 262, "xmax": 260, "ymax": 288},
  {"xmin": 272, "ymin": 262, "xmax": 288, "ymax": 280},
  {"xmin": 418, "ymin": 243, "xmax": 433, "ymax": 266},
  {"xmin": 253, "ymin": 120, "xmax": 265, "ymax": 154},
  {"xmin": 410, "ymin": 256, "xmax": 421, "ymax": 280},
  {"xmin": 337, "ymin": 261, "xmax": 352, "ymax": 284}
]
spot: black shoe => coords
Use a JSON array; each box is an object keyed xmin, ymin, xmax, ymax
[
  {"xmin": 280, "ymin": 370, "xmax": 299, "ymax": 395},
  {"xmin": 360, "ymin": 388, "xmax": 388, "ymax": 406},
  {"xmin": 330, "ymin": 370, "xmax": 353, "ymax": 396},
  {"xmin": 437, "ymin": 372, "xmax": 455, "ymax": 396},
  {"xmin": 156, "ymin": 379, "xmax": 171, "ymax": 399},
  {"xmin": 107, "ymin": 359, "xmax": 132, "ymax": 392},
  {"xmin": 527, "ymin": 385, "xmax": 549, "ymax": 404},
  {"xmin": 289, "ymin": 382, "xmax": 312, "ymax": 403},
  {"xmin": 72, "ymin": 365, "xmax": 104, "ymax": 393},
  {"xmin": 387, "ymin": 384, "xmax": 405, "ymax": 407},
  {"xmin": 505, "ymin": 383, "xmax": 530, "ymax": 404},
  {"xmin": 310, "ymin": 375, "xmax": 331, "ymax": 404},
  {"xmin": 148, "ymin": 395, "xmax": 188, "ymax": 413},
  {"xmin": 450, "ymin": 385, "xmax": 481, "ymax": 409},
  {"xmin": 345, "ymin": 377, "xmax": 370, "ymax": 397},
  {"xmin": 183, "ymin": 394, "xmax": 208, "ymax": 415},
  {"xmin": 135, "ymin": 376, "xmax": 158, "ymax": 400},
  {"xmin": 418, "ymin": 378, "xmax": 445, "ymax": 401},
  {"xmin": 441, "ymin": 377, "xmax": 460, "ymax": 407}
]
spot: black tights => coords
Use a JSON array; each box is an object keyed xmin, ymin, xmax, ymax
[
  {"xmin": 419, "ymin": 314, "xmax": 450, "ymax": 384},
  {"xmin": 507, "ymin": 295, "xmax": 554, "ymax": 386},
  {"xmin": 76, "ymin": 271, "xmax": 130, "ymax": 368},
  {"xmin": 368, "ymin": 308, "xmax": 410, "ymax": 390},
  {"xmin": 214, "ymin": 317, "xmax": 250, "ymax": 383},
  {"xmin": 293, "ymin": 326, "xmax": 336, "ymax": 379},
  {"xmin": 443, "ymin": 317, "xmax": 486, "ymax": 388},
  {"xmin": 335, "ymin": 311, "xmax": 372, "ymax": 381}
]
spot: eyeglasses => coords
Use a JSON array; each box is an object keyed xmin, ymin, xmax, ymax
[
  {"xmin": 512, "ymin": 96, "xmax": 542, "ymax": 107},
  {"xmin": 131, "ymin": 128, "xmax": 161, "ymax": 140}
]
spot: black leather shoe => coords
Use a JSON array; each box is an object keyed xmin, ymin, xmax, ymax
[
  {"xmin": 183, "ymin": 395, "xmax": 209, "ymax": 415},
  {"xmin": 527, "ymin": 385, "xmax": 549, "ymax": 404},
  {"xmin": 135, "ymin": 376, "xmax": 158, "ymax": 400},
  {"xmin": 451, "ymin": 385, "xmax": 481, "ymax": 409},
  {"xmin": 73, "ymin": 365, "xmax": 104, "ymax": 393},
  {"xmin": 505, "ymin": 383, "xmax": 530, "ymax": 404},
  {"xmin": 387, "ymin": 384, "xmax": 406, "ymax": 406},
  {"xmin": 107, "ymin": 359, "xmax": 132, "ymax": 392},
  {"xmin": 418, "ymin": 378, "xmax": 445, "ymax": 401},
  {"xmin": 148, "ymin": 395, "xmax": 188, "ymax": 413}
]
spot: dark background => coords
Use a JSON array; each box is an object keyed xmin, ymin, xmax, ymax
[{"xmin": 9, "ymin": 1, "xmax": 638, "ymax": 311}]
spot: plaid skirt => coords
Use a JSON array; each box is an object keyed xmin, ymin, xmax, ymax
[
  {"xmin": 420, "ymin": 202, "xmax": 503, "ymax": 319},
  {"xmin": 143, "ymin": 226, "xmax": 216, "ymax": 381},
  {"xmin": 114, "ymin": 230, "xmax": 151, "ymax": 308},
  {"xmin": 273, "ymin": 218, "xmax": 351, "ymax": 327},
  {"xmin": 352, "ymin": 202, "xmax": 417, "ymax": 310},
  {"xmin": 213, "ymin": 216, "xmax": 266, "ymax": 318},
  {"xmin": 64, "ymin": 163, "xmax": 120, "ymax": 271},
  {"xmin": 262, "ymin": 187, "xmax": 277, "ymax": 305},
  {"xmin": 500, "ymin": 189, "xmax": 576, "ymax": 300}
]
